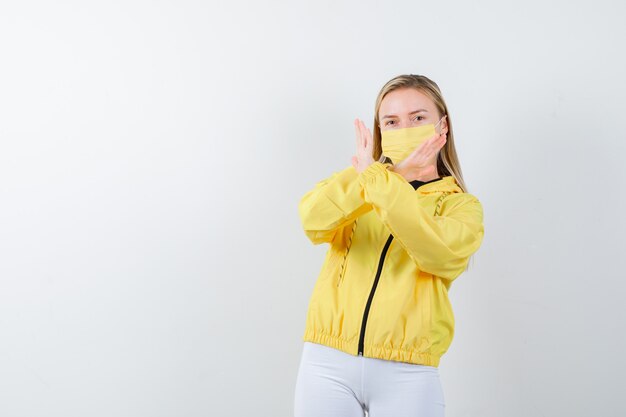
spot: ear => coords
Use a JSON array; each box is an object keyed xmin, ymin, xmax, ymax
[{"xmin": 441, "ymin": 115, "xmax": 449, "ymax": 135}]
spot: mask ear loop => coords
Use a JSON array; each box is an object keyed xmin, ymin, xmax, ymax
[{"xmin": 434, "ymin": 114, "xmax": 447, "ymax": 134}]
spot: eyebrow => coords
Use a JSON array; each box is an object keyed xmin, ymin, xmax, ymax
[{"xmin": 381, "ymin": 109, "xmax": 428, "ymax": 119}]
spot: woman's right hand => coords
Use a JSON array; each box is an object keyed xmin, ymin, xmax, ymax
[{"xmin": 351, "ymin": 118, "xmax": 375, "ymax": 174}]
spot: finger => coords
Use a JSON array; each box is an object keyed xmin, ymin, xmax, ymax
[
  {"xmin": 360, "ymin": 120, "xmax": 370, "ymax": 150},
  {"xmin": 438, "ymin": 133, "xmax": 447, "ymax": 150},
  {"xmin": 354, "ymin": 119, "xmax": 363, "ymax": 151},
  {"xmin": 411, "ymin": 134, "xmax": 437, "ymax": 158},
  {"xmin": 355, "ymin": 118, "xmax": 364, "ymax": 149},
  {"xmin": 365, "ymin": 123, "xmax": 374, "ymax": 149},
  {"xmin": 426, "ymin": 133, "xmax": 446, "ymax": 157},
  {"xmin": 358, "ymin": 120, "xmax": 366, "ymax": 148},
  {"xmin": 412, "ymin": 133, "xmax": 441, "ymax": 161},
  {"xmin": 426, "ymin": 132, "xmax": 444, "ymax": 154}
]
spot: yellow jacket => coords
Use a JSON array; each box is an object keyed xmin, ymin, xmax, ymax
[{"xmin": 298, "ymin": 161, "xmax": 485, "ymax": 367}]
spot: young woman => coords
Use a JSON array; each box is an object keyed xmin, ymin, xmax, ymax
[{"xmin": 294, "ymin": 74, "xmax": 485, "ymax": 417}]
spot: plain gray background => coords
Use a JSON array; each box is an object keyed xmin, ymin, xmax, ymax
[{"xmin": 1, "ymin": 0, "xmax": 624, "ymax": 416}]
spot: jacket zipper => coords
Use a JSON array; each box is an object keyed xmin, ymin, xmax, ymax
[
  {"xmin": 358, "ymin": 233, "xmax": 394, "ymax": 356},
  {"xmin": 355, "ymin": 187, "xmax": 448, "ymax": 356}
]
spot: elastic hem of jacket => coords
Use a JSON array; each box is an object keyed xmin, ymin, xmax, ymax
[
  {"xmin": 302, "ymin": 329, "xmax": 441, "ymax": 367},
  {"xmin": 357, "ymin": 161, "xmax": 389, "ymax": 185}
]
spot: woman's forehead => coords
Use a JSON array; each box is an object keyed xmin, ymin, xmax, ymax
[{"xmin": 379, "ymin": 88, "xmax": 435, "ymax": 115}]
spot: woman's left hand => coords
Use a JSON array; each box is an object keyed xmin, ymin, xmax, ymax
[{"xmin": 351, "ymin": 118, "xmax": 375, "ymax": 174}]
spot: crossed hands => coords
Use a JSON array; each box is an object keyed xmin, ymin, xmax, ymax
[{"xmin": 351, "ymin": 118, "xmax": 447, "ymax": 181}]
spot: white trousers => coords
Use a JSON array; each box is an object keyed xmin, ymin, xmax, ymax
[{"xmin": 294, "ymin": 342, "xmax": 445, "ymax": 417}]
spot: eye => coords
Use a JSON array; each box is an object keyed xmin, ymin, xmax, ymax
[
  {"xmin": 384, "ymin": 120, "xmax": 395, "ymax": 126},
  {"xmin": 413, "ymin": 115, "xmax": 425, "ymax": 121}
]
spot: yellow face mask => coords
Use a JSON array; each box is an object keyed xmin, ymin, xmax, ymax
[{"xmin": 381, "ymin": 116, "xmax": 446, "ymax": 164}]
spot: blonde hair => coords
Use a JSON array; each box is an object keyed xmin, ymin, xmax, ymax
[{"xmin": 372, "ymin": 74, "xmax": 469, "ymax": 193}]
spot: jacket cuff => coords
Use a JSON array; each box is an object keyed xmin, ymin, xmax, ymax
[{"xmin": 357, "ymin": 161, "xmax": 391, "ymax": 186}]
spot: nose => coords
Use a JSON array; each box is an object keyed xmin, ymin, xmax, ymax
[{"xmin": 400, "ymin": 119, "xmax": 413, "ymax": 129}]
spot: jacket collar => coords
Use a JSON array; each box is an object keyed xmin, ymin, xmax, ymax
[{"xmin": 411, "ymin": 175, "xmax": 463, "ymax": 194}]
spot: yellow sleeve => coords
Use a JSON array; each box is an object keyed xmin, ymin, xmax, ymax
[
  {"xmin": 358, "ymin": 162, "xmax": 485, "ymax": 281},
  {"xmin": 298, "ymin": 165, "xmax": 374, "ymax": 245}
]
